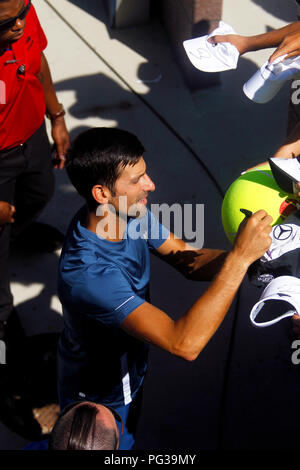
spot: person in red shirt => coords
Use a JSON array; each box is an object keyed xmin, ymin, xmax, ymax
[{"xmin": 0, "ymin": 0, "xmax": 70, "ymax": 340}]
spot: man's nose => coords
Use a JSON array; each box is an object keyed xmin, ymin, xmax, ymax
[
  {"xmin": 142, "ymin": 174, "xmax": 155, "ymax": 192},
  {"xmin": 12, "ymin": 18, "xmax": 25, "ymax": 31}
]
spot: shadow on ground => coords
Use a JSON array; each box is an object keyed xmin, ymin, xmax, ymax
[
  {"xmin": 0, "ymin": 332, "xmax": 59, "ymax": 442},
  {"xmin": 251, "ymin": 0, "xmax": 297, "ymax": 22}
]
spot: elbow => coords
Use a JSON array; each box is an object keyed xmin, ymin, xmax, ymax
[
  {"xmin": 171, "ymin": 341, "xmax": 202, "ymax": 362},
  {"xmin": 180, "ymin": 352, "xmax": 198, "ymax": 362}
]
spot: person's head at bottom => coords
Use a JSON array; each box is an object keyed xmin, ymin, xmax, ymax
[{"xmin": 48, "ymin": 401, "xmax": 120, "ymax": 450}]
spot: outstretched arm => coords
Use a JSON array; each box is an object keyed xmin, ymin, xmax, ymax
[
  {"xmin": 209, "ymin": 21, "xmax": 300, "ymax": 61},
  {"xmin": 122, "ymin": 211, "xmax": 272, "ymax": 361}
]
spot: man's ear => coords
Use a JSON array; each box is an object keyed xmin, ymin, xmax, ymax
[{"xmin": 91, "ymin": 185, "xmax": 111, "ymax": 205}]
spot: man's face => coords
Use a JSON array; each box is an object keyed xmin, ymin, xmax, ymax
[
  {"xmin": 110, "ymin": 157, "xmax": 155, "ymax": 217},
  {"xmin": 0, "ymin": 0, "xmax": 27, "ymax": 46}
]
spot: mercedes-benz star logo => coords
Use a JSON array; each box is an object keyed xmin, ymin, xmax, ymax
[{"xmin": 273, "ymin": 224, "xmax": 293, "ymax": 241}]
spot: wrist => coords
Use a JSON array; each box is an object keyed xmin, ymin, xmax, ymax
[
  {"xmin": 46, "ymin": 103, "xmax": 66, "ymax": 123},
  {"xmin": 51, "ymin": 114, "xmax": 66, "ymax": 126},
  {"xmin": 227, "ymin": 248, "xmax": 250, "ymax": 273},
  {"xmin": 241, "ymin": 35, "xmax": 263, "ymax": 53},
  {"xmin": 238, "ymin": 36, "xmax": 253, "ymax": 55}
]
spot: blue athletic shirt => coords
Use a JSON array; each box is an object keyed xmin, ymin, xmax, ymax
[{"xmin": 57, "ymin": 206, "xmax": 169, "ymax": 407}]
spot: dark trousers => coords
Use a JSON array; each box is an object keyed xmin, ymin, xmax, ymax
[{"xmin": 0, "ymin": 122, "xmax": 54, "ymax": 321}]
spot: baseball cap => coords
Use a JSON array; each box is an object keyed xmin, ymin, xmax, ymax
[
  {"xmin": 250, "ymin": 276, "xmax": 300, "ymax": 327},
  {"xmin": 183, "ymin": 21, "xmax": 239, "ymax": 73},
  {"xmin": 243, "ymin": 55, "xmax": 300, "ymax": 103}
]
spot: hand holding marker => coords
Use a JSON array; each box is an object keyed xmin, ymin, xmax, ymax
[{"xmin": 240, "ymin": 208, "xmax": 272, "ymax": 258}]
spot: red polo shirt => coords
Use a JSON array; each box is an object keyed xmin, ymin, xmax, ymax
[{"xmin": 0, "ymin": 2, "xmax": 47, "ymax": 150}]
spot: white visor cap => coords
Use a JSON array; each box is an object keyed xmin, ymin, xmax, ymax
[
  {"xmin": 183, "ymin": 21, "xmax": 239, "ymax": 73},
  {"xmin": 243, "ymin": 55, "xmax": 300, "ymax": 103},
  {"xmin": 250, "ymin": 276, "xmax": 300, "ymax": 328}
]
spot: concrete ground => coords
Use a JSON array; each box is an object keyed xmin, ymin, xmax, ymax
[{"xmin": 1, "ymin": 0, "xmax": 300, "ymax": 450}]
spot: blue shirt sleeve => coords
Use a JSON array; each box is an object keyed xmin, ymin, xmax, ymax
[{"xmin": 71, "ymin": 265, "xmax": 146, "ymax": 328}]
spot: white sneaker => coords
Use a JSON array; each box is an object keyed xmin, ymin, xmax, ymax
[
  {"xmin": 243, "ymin": 55, "xmax": 300, "ymax": 103},
  {"xmin": 268, "ymin": 156, "xmax": 300, "ymax": 194},
  {"xmin": 250, "ymin": 276, "xmax": 300, "ymax": 328}
]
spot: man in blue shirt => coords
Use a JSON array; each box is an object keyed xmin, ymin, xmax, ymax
[{"xmin": 57, "ymin": 127, "xmax": 272, "ymax": 449}]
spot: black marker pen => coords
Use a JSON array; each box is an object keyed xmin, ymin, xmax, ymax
[{"xmin": 240, "ymin": 208, "xmax": 253, "ymax": 218}]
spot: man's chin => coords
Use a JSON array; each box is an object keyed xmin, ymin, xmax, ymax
[
  {"xmin": 128, "ymin": 202, "xmax": 148, "ymax": 218},
  {"xmin": 9, "ymin": 31, "xmax": 25, "ymax": 42}
]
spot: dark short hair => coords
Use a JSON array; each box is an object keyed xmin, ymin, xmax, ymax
[
  {"xmin": 48, "ymin": 402, "xmax": 118, "ymax": 450},
  {"xmin": 66, "ymin": 128, "xmax": 145, "ymax": 210}
]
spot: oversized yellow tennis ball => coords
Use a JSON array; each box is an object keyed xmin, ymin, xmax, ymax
[{"xmin": 222, "ymin": 163, "xmax": 299, "ymax": 243}]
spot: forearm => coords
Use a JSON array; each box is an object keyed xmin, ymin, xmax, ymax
[
  {"xmin": 179, "ymin": 248, "xmax": 228, "ymax": 281},
  {"xmin": 39, "ymin": 53, "xmax": 70, "ymax": 165},
  {"xmin": 242, "ymin": 21, "xmax": 300, "ymax": 53},
  {"xmin": 156, "ymin": 235, "xmax": 228, "ymax": 281},
  {"xmin": 185, "ymin": 248, "xmax": 228, "ymax": 281},
  {"xmin": 123, "ymin": 250, "xmax": 247, "ymax": 361},
  {"xmin": 40, "ymin": 52, "xmax": 61, "ymax": 116},
  {"xmin": 172, "ymin": 250, "xmax": 248, "ymax": 360}
]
